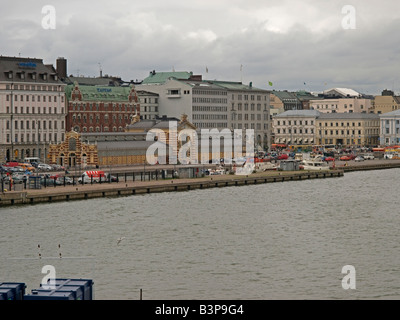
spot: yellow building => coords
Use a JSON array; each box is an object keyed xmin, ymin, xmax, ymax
[
  {"xmin": 373, "ymin": 91, "xmax": 400, "ymax": 114},
  {"xmin": 49, "ymin": 114, "xmax": 249, "ymax": 167},
  {"xmin": 316, "ymin": 113, "xmax": 379, "ymax": 146},
  {"xmin": 48, "ymin": 131, "xmax": 99, "ymax": 167}
]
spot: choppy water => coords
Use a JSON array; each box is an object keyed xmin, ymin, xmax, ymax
[{"xmin": 1, "ymin": 169, "xmax": 399, "ymax": 299}]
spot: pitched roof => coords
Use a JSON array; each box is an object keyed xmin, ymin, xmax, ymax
[
  {"xmin": 65, "ymin": 76, "xmax": 122, "ymax": 86},
  {"xmin": 142, "ymin": 71, "xmax": 193, "ymax": 84},
  {"xmin": 318, "ymin": 112, "xmax": 379, "ymax": 120},
  {"xmin": 0, "ymin": 56, "xmax": 64, "ymax": 84},
  {"xmin": 274, "ymin": 110, "xmax": 320, "ymax": 118},
  {"xmin": 378, "ymin": 109, "xmax": 400, "ymax": 117},
  {"xmin": 323, "ymin": 88, "xmax": 361, "ymax": 98},
  {"xmin": 272, "ymin": 90, "xmax": 300, "ymax": 101},
  {"xmin": 65, "ymin": 84, "xmax": 134, "ymax": 101},
  {"xmin": 207, "ymin": 80, "xmax": 267, "ymax": 92}
]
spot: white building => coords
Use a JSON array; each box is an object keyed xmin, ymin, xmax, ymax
[
  {"xmin": 273, "ymin": 110, "xmax": 319, "ymax": 145},
  {"xmin": 0, "ymin": 56, "xmax": 67, "ymax": 162},
  {"xmin": 137, "ymin": 70, "xmax": 271, "ymax": 150},
  {"xmin": 379, "ymin": 109, "xmax": 400, "ymax": 145},
  {"xmin": 136, "ymin": 90, "xmax": 159, "ymax": 120}
]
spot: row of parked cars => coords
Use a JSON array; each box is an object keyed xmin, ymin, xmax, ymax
[
  {"xmin": 339, "ymin": 153, "xmax": 375, "ymax": 161},
  {"xmin": 0, "ymin": 161, "xmax": 65, "ymax": 174}
]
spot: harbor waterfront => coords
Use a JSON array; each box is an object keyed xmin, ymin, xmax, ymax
[
  {"xmin": 2, "ymin": 159, "xmax": 400, "ymax": 206},
  {"xmin": 0, "ymin": 167, "xmax": 399, "ymax": 300}
]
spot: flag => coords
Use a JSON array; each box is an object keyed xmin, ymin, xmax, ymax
[
  {"xmin": 206, "ymin": 66, "xmax": 208, "ymax": 73},
  {"xmin": 268, "ymin": 81, "xmax": 273, "ymax": 86},
  {"xmin": 304, "ymin": 82, "xmax": 306, "ymax": 85}
]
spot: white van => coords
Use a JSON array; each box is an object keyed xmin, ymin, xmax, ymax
[{"xmin": 78, "ymin": 170, "xmax": 106, "ymax": 184}]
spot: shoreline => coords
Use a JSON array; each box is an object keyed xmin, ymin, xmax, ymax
[
  {"xmin": 2, "ymin": 160, "xmax": 400, "ymax": 207},
  {"xmin": 1, "ymin": 170, "xmax": 344, "ymax": 207}
]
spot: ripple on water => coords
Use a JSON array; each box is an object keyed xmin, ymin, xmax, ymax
[{"xmin": 1, "ymin": 169, "xmax": 400, "ymax": 299}]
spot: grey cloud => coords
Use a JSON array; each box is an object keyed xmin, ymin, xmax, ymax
[{"xmin": 1, "ymin": 1, "xmax": 399, "ymax": 95}]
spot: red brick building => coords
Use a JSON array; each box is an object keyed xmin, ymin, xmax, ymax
[{"xmin": 65, "ymin": 82, "xmax": 140, "ymax": 133}]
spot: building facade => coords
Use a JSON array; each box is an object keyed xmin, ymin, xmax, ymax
[
  {"xmin": 316, "ymin": 113, "xmax": 379, "ymax": 146},
  {"xmin": 137, "ymin": 70, "xmax": 271, "ymax": 151},
  {"xmin": 48, "ymin": 130, "xmax": 98, "ymax": 167},
  {"xmin": 373, "ymin": 90, "xmax": 400, "ymax": 114},
  {"xmin": 310, "ymin": 97, "xmax": 373, "ymax": 113},
  {"xmin": 272, "ymin": 110, "xmax": 379, "ymax": 147},
  {"xmin": 273, "ymin": 110, "xmax": 319, "ymax": 145},
  {"xmin": 269, "ymin": 90, "xmax": 302, "ymax": 112},
  {"xmin": 0, "ymin": 56, "xmax": 67, "ymax": 162},
  {"xmin": 136, "ymin": 90, "xmax": 159, "ymax": 120},
  {"xmin": 65, "ymin": 82, "xmax": 140, "ymax": 133},
  {"xmin": 379, "ymin": 109, "xmax": 400, "ymax": 145}
]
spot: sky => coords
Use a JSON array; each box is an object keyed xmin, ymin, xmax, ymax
[{"xmin": 1, "ymin": 0, "xmax": 400, "ymax": 95}]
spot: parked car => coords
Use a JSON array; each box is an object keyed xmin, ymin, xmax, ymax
[
  {"xmin": 340, "ymin": 155, "xmax": 353, "ymax": 161},
  {"xmin": 18, "ymin": 162, "xmax": 36, "ymax": 172},
  {"xmin": 55, "ymin": 176, "xmax": 74, "ymax": 185},
  {"xmin": 277, "ymin": 154, "xmax": 289, "ymax": 160},
  {"xmin": 37, "ymin": 163, "xmax": 53, "ymax": 171},
  {"xmin": 40, "ymin": 177, "xmax": 56, "ymax": 186},
  {"xmin": 355, "ymin": 156, "xmax": 365, "ymax": 162},
  {"xmin": 323, "ymin": 156, "xmax": 335, "ymax": 162},
  {"xmin": 363, "ymin": 153, "xmax": 374, "ymax": 160}
]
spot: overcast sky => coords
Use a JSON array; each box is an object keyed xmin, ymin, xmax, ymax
[{"xmin": 1, "ymin": 0, "xmax": 400, "ymax": 95}]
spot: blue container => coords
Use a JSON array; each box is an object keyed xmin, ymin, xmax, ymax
[
  {"xmin": 39, "ymin": 284, "xmax": 84, "ymax": 300},
  {"xmin": 50, "ymin": 279, "xmax": 93, "ymax": 300},
  {"xmin": 0, "ymin": 288, "xmax": 15, "ymax": 300},
  {"xmin": 24, "ymin": 290, "xmax": 75, "ymax": 300},
  {"xmin": 0, "ymin": 283, "xmax": 26, "ymax": 300}
]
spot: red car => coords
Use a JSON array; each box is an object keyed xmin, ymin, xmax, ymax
[
  {"xmin": 277, "ymin": 154, "xmax": 289, "ymax": 160},
  {"xmin": 324, "ymin": 157, "xmax": 335, "ymax": 162},
  {"xmin": 340, "ymin": 155, "xmax": 352, "ymax": 161}
]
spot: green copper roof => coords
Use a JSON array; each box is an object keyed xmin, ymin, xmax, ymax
[
  {"xmin": 65, "ymin": 84, "xmax": 134, "ymax": 101},
  {"xmin": 142, "ymin": 71, "xmax": 192, "ymax": 84},
  {"xmin": 207, "ymin": 80, "xmax": 268, "ymax": 92}
]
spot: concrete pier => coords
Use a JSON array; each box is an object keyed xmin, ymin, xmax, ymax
[{"xmin": 0, "ymin": 170, "xmax": 344, "ymax": 207}]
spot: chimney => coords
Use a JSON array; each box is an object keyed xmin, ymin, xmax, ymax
[{"xmin": 56, "ymin": 57, "xmax": 67, "ymax": 79}]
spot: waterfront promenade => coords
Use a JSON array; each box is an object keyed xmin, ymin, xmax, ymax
[
  {"xmin": 1, "ymin": 159, "xmax": 400, "ymax": 207},
  {"xmin": 0, "ymin": 169, "xmax": 344, "ymax": 206}
]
